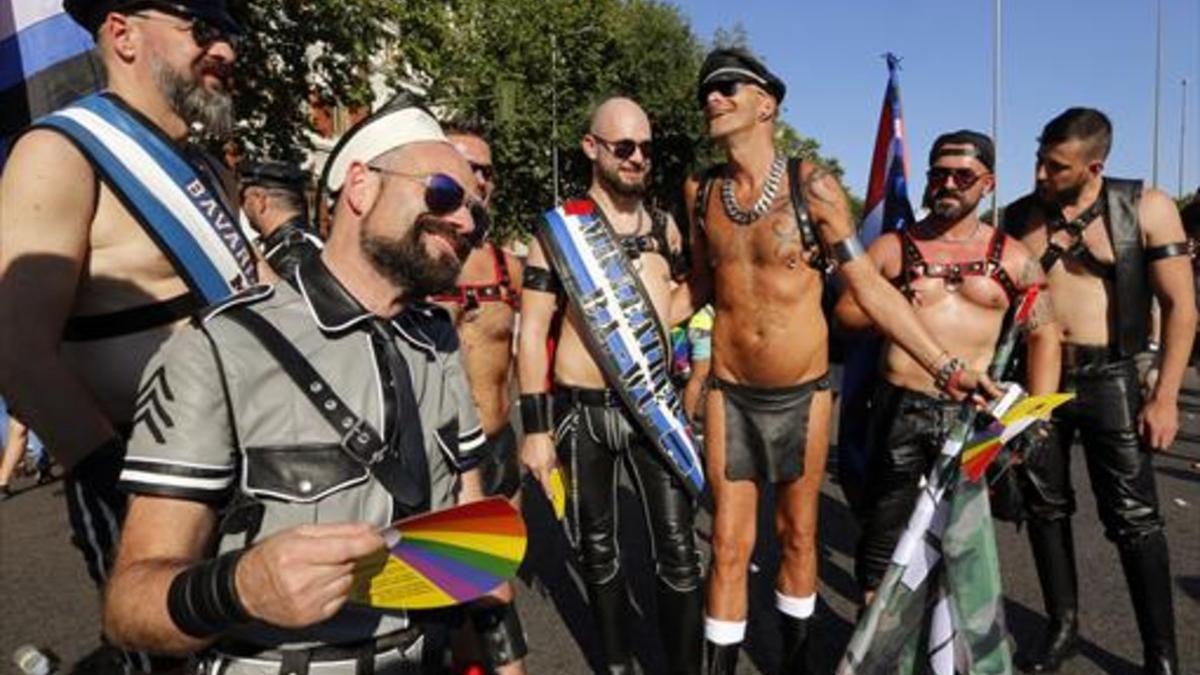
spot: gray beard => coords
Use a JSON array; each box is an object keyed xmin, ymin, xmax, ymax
[{"xmin": 151, "ymin": 58, "xmax": 233, "ymax": 138}]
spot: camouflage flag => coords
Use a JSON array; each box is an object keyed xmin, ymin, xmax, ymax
[{"xmin": 838, "ymin": 289, "xmax": 1044, "ymax": 675}]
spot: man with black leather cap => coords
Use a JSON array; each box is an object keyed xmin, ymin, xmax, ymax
[
  {"xmin": 673, "ymin": 48, "xmax": 996, "ymax": 675},
  {"xmin": 239, "ymin": 160, "xmax": 322, "ymax": 279},
  {"xmin": 0, "ymin": 0, "xmax": 250, "ymax": 671},
  {"xmin": 1004, "ymin": 107, "xmax": 1194, "ymax": 675},
  {"xmin": 104, "ymin": 101, "xmax": 491, "ymax": 674}
]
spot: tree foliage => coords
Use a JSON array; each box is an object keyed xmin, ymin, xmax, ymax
[{"xmin": 226, "ymin": 0, "xmax": 855, "ymax": 240}]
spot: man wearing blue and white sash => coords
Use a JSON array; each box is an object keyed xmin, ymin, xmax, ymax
[
  {"xmin": 0, "ymin": 0, "xmax": 249, "ymax": 670},
  {"xmin": 519, "ymin": 97, "xmax": 702, "ymax": 675}
]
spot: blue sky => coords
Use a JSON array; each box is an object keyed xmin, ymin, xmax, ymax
[{"xmin": 674, "ymin": 0, "xmax": 1200, "ymax": 206}]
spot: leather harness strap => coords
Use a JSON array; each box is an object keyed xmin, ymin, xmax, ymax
[
  {"xmin": 429, "ymin": 245, "xmax": 519, "ymax": 311},
  {"xmin": 1039, "ymin": 196, "xmax": 1110, "ymax": 276},
  {"xmin": 893, "ymin": 227, "xmax": 1021, "ymax": 304}
]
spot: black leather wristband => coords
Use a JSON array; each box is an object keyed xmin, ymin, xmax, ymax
[
  {"xmin": 167, "ymin": 549, "xmax": 251, "ymax": 638},
  {"xmin": 519, "ymin": 393, "xmax": 552, "ymax": 434}
]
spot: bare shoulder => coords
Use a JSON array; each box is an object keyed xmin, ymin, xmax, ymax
[
  {"xmin": 997, "ymin": 228, "xmax": 1044, "ymax": 287},
  {"xmin": 2, "ymin": 128, "xmax": 94, "ymax": 191},
  {"xmin": 1138, "ymin": 186, "xmax": 1186, "ymax": 243},
  {"xmin": 0, "ymin": 129, "xmax": 97, "ymax": 255},
  {"xmin": 868, "ymin": 231, "xmax": 903, "ymax": 276}
]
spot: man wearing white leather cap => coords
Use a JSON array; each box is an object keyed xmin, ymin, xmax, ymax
[{"xmin": 104, "ymin": 99, "xmax": 491, "ymax": 674}]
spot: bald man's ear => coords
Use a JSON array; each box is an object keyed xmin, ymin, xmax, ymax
[
  {"xmin": 581, "ymin": 134, "xmax": 599, "ymax": 162},
  {"xmin": 342, "ymin": 161, "xmax": 380, "ymax": 218}
]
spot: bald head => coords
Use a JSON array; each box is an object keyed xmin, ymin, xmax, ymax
[{"xmin": 589, "ymin": 97, "xmax": 650, "ymax": 139}]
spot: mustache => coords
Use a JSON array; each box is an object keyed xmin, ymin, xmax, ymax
[{"xmin": 417, "ymin": 215, "xmax": 470, "ymax": 258}]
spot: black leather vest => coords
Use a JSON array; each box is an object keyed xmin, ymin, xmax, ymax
[{"xmin": 1103, "ymin": 178, "xmax": 1148, "ymax": 358}]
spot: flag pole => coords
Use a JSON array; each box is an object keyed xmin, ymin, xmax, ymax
[
  {"xmin": 991, "ymin": 0, "xmax": 1001, "ymax": 228},
  {"xmin": 1179, "ymin": 78, "xmax": 1188, "ymax": 198},
  {"xmin": 1153, "ymin": 0, "xmax": 1163, "ymax": 187}
]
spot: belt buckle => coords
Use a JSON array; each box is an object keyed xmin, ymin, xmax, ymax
[{"xmin": 341, "ymin": 417, "xmax": 384, "ymax": 465}]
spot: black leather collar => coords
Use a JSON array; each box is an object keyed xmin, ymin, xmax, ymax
[
  {"xmin": 294, "ymin": 254, "xmax": 438, "ymax": 355},
  {"xmin": 295, "ymin": 254, "xmax": 375, "ymax": 332}
]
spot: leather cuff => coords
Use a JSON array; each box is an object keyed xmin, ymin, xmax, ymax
[
  {"xmin": 519, "ymin": 393, "xmax": 552, "ymax": 434},
  {"xmin": 167, "ymin": 549, "xmax": 251, "ymax": 638}
]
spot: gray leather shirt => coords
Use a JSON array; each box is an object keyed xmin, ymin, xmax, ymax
[{"xmin": 119, "ymin": 256, "xmax": 486, "ymax": 648}]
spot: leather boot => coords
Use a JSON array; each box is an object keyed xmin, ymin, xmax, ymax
[
  {"xmin": 587, "ymin": 576, "xmax": 634, "ymax": 674},
  {"xmin": 657, "ymin": 583, "xmax": 703, "ymax": 675},
  {"xmin": 777, "ymin": 611, "xmax": 811, "ymax": 674},
  {"xmin": 704, "ymin": 641, "xmax": 738, "ymax": 675},
  {"xmin": 1117, "ymin": 532, "xmax": 1178, "ymax": 675},
  {"xmin": 1020, "ymin": 519, "xmax": 1079, "ymax": 673}
]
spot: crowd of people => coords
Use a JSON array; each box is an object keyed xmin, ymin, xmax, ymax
[{"xmin": 0, "ymin": 1, "xmax": 1196, "ymax": 674}]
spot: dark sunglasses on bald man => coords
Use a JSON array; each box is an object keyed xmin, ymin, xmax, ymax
[
  {"xmin": 469, "ymin": 161, "xmax": 494, "ymax": 182},
  {"xmin": 367, "ymin": 167, "xmax": 493, "ymax": 245},
  {"xmin": 926, "ymin": 167, "xmax": 987, "ymax": 190},
  {"xmin": 591, "ymin": 135, "xmax": 652, "ymax": 161}
]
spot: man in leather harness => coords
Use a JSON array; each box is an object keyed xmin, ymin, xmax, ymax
[
  {"xmin": 673, "ymin": 49, "xmax": 997, "ymax": 674},
  {"xmin": 429, "ymin": 124, "xmax": 528, "ymax": 674},
  {"xmin": 1004, "ymin": 108, "xmax": 1194, "ymax": 675},
  {"xmin": 239, "ymin": 160, "xmax": 322, "ymax": 280},
  {"xmin": 103, "ymin": 103, "xmax": 491, "ymax": 674},
  {"xmin": 519, "ymin": 97, "xmax": 701, "ymax": 675},
  {"xmin": 0, "ymin": 0, "xmax": 247, "ymax": 671},
  {"xmin": 835, "ymin": 130, "xmax": 1058, "ymax": 604}
]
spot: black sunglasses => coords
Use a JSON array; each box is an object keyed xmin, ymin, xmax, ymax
[
  {"xmin": 368, "ymin": 168, "xmax": 492, "ymax": 245},
  {"xmin": 926, "ymin": 167, "xmax": 986, "ymax": 190},
  {"xmin": 132, "ymin": 10, "xmax": 243, "ymax": 51},
  {"xmin": 591, "ymin": 135, "xmax": 652, "ymax": 161},
  {"xmin": 697, "ymin": 79, "xmax": 748, "ymax": 108}
]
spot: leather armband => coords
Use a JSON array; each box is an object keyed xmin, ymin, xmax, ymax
[
  {"xmin": 522, "ymin": 266, "xmax": 560, "ymax": 293},
  {"xmin": 167, "ymin": 549, "xmax": 251, "ymax": 638},
  {"xmin": 519, "ymin": 393, "xmax": 552, "ymax": 434},
  {"xmin": 830, "ymin": 236, "xmax": 866, "ymax": 265},
  {"xmin": 1145, "ymin": 241, "xmax": 1188, "ymax": 263}
]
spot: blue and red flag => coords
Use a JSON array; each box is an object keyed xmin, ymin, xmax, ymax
[
  {"xmin": 836, "ymin": 53, "xmax": 915, "ymax": 509},
  {"xmin": 1, "ymin": 0, "xmax": 102, "ymax": 166}
]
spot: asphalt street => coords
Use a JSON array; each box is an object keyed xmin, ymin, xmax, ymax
[{"xmin": 1, "ymin": 423, "xmax": 1198, "ymax": 674}]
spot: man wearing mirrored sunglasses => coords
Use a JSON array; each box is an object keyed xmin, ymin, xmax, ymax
[
  {"xmin": 1003, "ymin": 108, "xmax": 1192, "ymax": 675},
  {"xmin": 0, "ymin": 0, "xmax": 247, "ymax": 671},
  {"xmin": 835, "ymin": 131, "xmax": 1055, "ymax": 619},
  {"xmin": 520, "ymin": 97, "xmax": 701, "ymax": 675},
  {"xmin": 104, "ymin": 102, "xmax": 491, "ymax": 674},
  {"xmin": 675, "ymin": 48, "xmax": 999, "ymax": 674},
  {"xmin": 431, "ymin": 122, "xmax": 528, "ymax": 675}
]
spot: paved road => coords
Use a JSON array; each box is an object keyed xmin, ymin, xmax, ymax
[{"xmin": 1, "ymin": 441, "xmax": 1197, "ymax": 674}]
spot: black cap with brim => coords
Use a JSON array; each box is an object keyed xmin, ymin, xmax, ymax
[
  {"xmin": 238, "ymin": 161, "xmax": 310, "ymax": 191},
  {"xmin": 64, "ymin": 0, "xmax": 242, "ymax": 36},
  {"xmin": 930, "ymin": 129, "xmax": 995, "ymax": 172},
  {"xmin": 698, "ymin": 47, "xmax": 786, "ymax": 107}
]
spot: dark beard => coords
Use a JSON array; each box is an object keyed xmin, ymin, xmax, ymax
[
  {"xmin": 925, "ymin": 187, "xmax": 979, "ymax": 222},
  {"xmin": 151, "ymin": 57, "xmax": 233, "ymax": 138},
  {"xmin": 597, "ymin": 162, "xmax": 647, "ymax": 198},
  {"xmin": 360, "ymin": 216, "xmax": 465, "ymax": 296},
  {"xmin": 1039, "ymin": 179, "xmax": 1086, "ymax": 209}
]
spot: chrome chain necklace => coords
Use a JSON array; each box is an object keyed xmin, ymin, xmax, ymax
[{"xmin": 721, "ymin": 155, "xmax": 786, "ymax": 225}]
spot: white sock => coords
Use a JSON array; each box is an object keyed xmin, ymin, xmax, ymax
[
  {"xmin": 775, "ymin": 591, "xmax": 817, "ymax": 619},
  {"xmin": 704, "ymin": 616, "xmax": 747, "ymax": 645}
]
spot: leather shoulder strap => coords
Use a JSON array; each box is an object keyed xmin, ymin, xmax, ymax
[
  {"xmin": 692, "ymin": 165, "xmax": 723, "ymax": 234},
  {"xmin": 222, "ymin": 307, "xmax": 386, "ymax": 466},
  {"xmin": 786, "ymin": 157, "xmax": 829, "ymax": 272}
]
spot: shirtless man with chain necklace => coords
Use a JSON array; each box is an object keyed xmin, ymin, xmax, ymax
[{"xmin": 674, "ymin": 48, "xmax": 994, "ymax": 674}]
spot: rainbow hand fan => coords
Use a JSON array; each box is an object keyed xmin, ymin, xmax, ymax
[
  {"xmin": 350, "ymin": 496, "xmax": 527, "ymax": 610},
  {"xmin": 962, "ymin": 392, "xmax": 1075, "ymax": 482}
]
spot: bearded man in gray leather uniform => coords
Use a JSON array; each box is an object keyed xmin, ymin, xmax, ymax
[{"xmin": 103, "ymin": 102, "xmax": 492, "ymax": 674}]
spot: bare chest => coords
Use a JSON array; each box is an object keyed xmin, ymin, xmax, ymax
[{"xmin": 705, "ymin": 195, "xmax": 809, "ymax": 272}]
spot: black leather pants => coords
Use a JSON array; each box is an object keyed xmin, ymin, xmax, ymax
[
  {"xmin": 854, "ymin": 382, "xmax": 959, "ymax": 593},
  {"xmin": 555, "ymin": 388, "xmax": 702, "ymax": 674},
  {"xmin": 1022, "ymin": 359, "xmax": 1164, "ymax": 540},
  {"xmin": 1021, "ymin": 358, "xmax": 1177, "ymax": 668}
]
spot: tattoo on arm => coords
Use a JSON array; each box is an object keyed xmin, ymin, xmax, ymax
[
  {"xmin": 1016, "ymin": 257, "xmax": 1046, "ymax": 289},
  {"xmin": 1026, "ymin": 292, "xmax": 1055, "ymax": 332},
  {"xmin": 803, "ymin": 166, "xmax": 839, "ymax": 207}
]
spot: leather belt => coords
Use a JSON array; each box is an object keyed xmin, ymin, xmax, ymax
[
  {"xmin": 554, "ymin": 386, "xmax": 623, "ymax": 408},
  {"xmin": 216, "ymin": 625, "xmax": 422, "ymax": 663},
  {"xmin": 1061, "ymin": 343, "xmax": 1118, "ymax": 372}
]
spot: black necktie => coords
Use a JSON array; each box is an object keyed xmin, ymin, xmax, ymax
[{"xmin": 367, "ymin": 318, "xmax": 430, "ymax": 513}]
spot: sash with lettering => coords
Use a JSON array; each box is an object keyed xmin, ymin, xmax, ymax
[
  {"xmin": 30, "ymin": 92, "xmax": 256, "ymax": 302},
  {"xmin": 539, "ymin": 198, "xmax": 704, "ymax": 496}
]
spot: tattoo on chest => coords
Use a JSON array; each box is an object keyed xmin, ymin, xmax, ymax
[{"xmin": 772, "ymin": 218, "xmax": 802, "ymax": 266}]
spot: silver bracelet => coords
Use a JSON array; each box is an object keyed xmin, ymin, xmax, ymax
[{"xmin": 831, "ymin": 236, "xmax": 866, "ymax": 265}]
